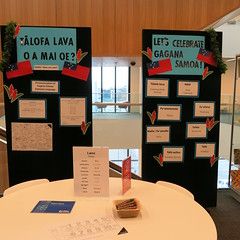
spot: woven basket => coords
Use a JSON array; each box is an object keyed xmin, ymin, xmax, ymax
[
  {"xmin": 231, "ymin": 170, "xmax": 240, "ymax": 189},
  {"xmin": 234, "ymin": 149, "xmax": 240, "ymax": 164}
]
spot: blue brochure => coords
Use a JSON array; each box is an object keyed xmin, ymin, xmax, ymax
[{"xmin": 31, "ymin": 201, "xmax": 75, "ymax": 213}]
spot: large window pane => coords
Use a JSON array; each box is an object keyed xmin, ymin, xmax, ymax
[
  {"xmin": 116, "ymin": 67, "xmax": 129, "ymax": 112},
  {"xmin": 102, "ymin": 67, "xmax": 115, "ymax": 112},
  {"xmin": 92, "ymin": 67, "xmax": 102, "ymax": 112}
]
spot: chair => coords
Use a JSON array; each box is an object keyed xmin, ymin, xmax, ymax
[
  {"xmin": 156, "ymin": 181, "xmax": 194, "ymax": 200},
  {"xmin": 3, "ymin": 179, "xmax": 49, "ymax": 196}
]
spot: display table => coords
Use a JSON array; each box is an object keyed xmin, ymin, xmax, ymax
[{"xmin": 0, "ymin": 178, "xmax": 217, "ymax": 240}]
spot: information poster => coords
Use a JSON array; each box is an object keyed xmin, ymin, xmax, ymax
[
  {"xmin": 60, "ymin": 97, "xmax": 86, "ymax": 126},
  {"xmin": 194, "ymin": 102, "xmax": 215, "ymax": 117},
  {"xmin": 177, "ymin": 80, "xmax": 199, "ymax": 97},
  {"xmin": 73, "ymin": 147, "xmax": 109, "ymax": 197},
  {"xmin": 17, "ymin": 27, "xmax": 77, "ymax": 70},
  {"xmin": 195, "ymin": 143, "xmax": 215, "ymax": 158},
  {"xmin": 186, "ymin": 122, "xmax": 207, "ymax": 138},
  {"xmin": 157, "ymin": 104, "xmax": 181, "ymax": 121},
  {"xmin": 152, "ymin": 34, "xmax": 205, "ymax": 75},
  {"xmin": 31, "ymin": 80, "xmax": 60, "ymax": 94},
  {"xmin": 163, "ymin": 146, "xmax": 184, "ymax": 162},
  {"xmin": 142, "ymin": 29, "xmax": 221, "ymax": 207},
  {"xmin": 2, "ymin": 26, "xmax": 92, "ymax": 186},
  {"xmin": 146, "ymin": 126, "xmax": 170, "ymax": 143},
  {"xmin": 146, "ymin": 79, "xmax": 169, "ymax": 97},
  {"xmin": 11, "ymin": 122, "xmax": 52, "ymax": 151},
  {"xmin": 18, "ymin": 99, "xmax": 46, "ymax": 119}
]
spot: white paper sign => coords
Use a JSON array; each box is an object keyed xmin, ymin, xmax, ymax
[
  {"xmin": 18, "ymin": 99, "xmax": 46, "ymax": 119},
  {"xmin": 11, "ymin": 122, "xmax": 52, "ymax": 151},
  {"xmin": 163, "ymin": 146, "xmax": 184, "ymax": 162},
  {"xmin": 146, "ymin": 126, "xmax": 170, "ymax": 143},
  {"xmin": 147, "ymin": 79, "xmax": 169, "ymax": 97},
  {"xmin": 177, "ymin": 80, "xmax": 199, "ymax": 97},
  {"xmin": 195, "ymin": 143, "xmax": 215, "ymax": 158},
  {"xmin": 73, "ymin": 147, "xmax": 109, "ymax": 197},
  {"xmin": 49, "ymin": 216, "xmax": 122, "ymax": 240},
  {"xmin": 158, "ymin": 105, "xmax": 181, "ymax": 121},
  {"xmin": 186, "ymin": 123, "xmax": 207, "ymax": 138},
  {"xmin": 60, "ymin": 97, "xmax": 86, "ymax": 126},
  {"xmin": 31, "ymin": 80, "xmax": 59, "ymax": 93},
  {"xmin": 194, "ymin": 102, "xmax": 215, "ymax": 117}
]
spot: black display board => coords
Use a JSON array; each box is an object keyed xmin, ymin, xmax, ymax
[
  {"xmin": 1, "ymin": 26, "xmax": 92, "ymax": 186},
  {"xmin": 142, "ymin": 30, "xmax": 222, "ymax": 207}
]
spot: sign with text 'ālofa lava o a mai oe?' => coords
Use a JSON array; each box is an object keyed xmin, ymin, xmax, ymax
[
  {"xmin": 152, "ymin": 34, "xmax": 205, "ymax": 75},
  {"xmin": 16, "ymin": 27, "xmax": 77, "ymax": 70}
]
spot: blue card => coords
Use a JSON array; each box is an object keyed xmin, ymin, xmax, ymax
[{"xmin": 31, "ymin": 201, "xmax": 75, "ymax": 213}]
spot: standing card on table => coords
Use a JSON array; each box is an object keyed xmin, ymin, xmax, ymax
[
  {"xmin": 122, "ymin": 156, "xmax": 131, "ymax": 194},
  {"xmin": 31, "ymin": 201, "xmax": 75, "ymax": 213},
  {"xmin": 73, "ymin": 146, "xmax": 109, "ymax": 197}
]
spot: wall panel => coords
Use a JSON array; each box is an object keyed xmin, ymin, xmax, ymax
[
  {"xmin": 116, "ymin": 0, "xmax": 135, "ymax": 56},
  {"xmin": 92, "ymin": 0, "xmax": 115, "ymax": 56},
  {"xmin": 0, "ymin": 0, "xmax": 56, "ymax": 26},
  {"xmin": 56, "ymin": 0, "xmax": 92, "ymax": 27},
  {"xmin": 0, "ymin": 0, "xmax": 240, "ymax": 56}
]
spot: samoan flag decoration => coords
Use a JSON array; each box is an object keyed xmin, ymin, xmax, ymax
[
  {"xmin": 197, "ymin": 48, "xmax": 217, "ymax": 67},
  {"xmin": 61, "ymin": 61, "xmax": 90, "ymax": 81},
  {"xmin": 147, "ymin": 59, "xmax": 172, "ymax": 76},
  {"xmin": 6, "ymin": 60, "xmax": 33, "ymax": 79}
]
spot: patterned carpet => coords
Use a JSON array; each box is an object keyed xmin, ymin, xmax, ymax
[{"xmin": 208, "ymin": 189, "xmax": 240, "ymax": 240}]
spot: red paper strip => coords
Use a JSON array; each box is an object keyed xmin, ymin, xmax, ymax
[
  {"xmin": 197, "ymin": 48, "xmax": 217, "ymax": 67},
  {"xmin": 6, "ymin": 60, "xmax": 33, "ymax": 79},
  {"xmin": 122, "ymin": 156, "xmax": 131, "ymax": 194},
  {"xmin": 62, "ymin": 61, "xmax": 90, "ymax": 81},
  {"xmin": 147, "ymin": 59, "xmax": 172, "ymax": 76}
]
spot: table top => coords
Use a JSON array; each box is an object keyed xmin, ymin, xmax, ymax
[{"xmin": 0, "ymin": 178, "xmax": 217, "ymax": 240}]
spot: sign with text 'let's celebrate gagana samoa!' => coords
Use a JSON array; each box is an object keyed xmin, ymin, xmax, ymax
[
  {"xmin": 152, "ymin": 34, "xmax": 205, "ymax": 75},
  {"xmin": 16, "ymin": 27, "xmax": 77, "ymax": 70}
]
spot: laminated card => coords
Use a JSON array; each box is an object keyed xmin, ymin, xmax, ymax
[{"xmin": 73, "ymin": 147, "xmax": 109, "ymax": 197}]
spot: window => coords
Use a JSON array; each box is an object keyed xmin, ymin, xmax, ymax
[
  {"xmin": 92, "ymin": 66, "xmax": 130, "ymax": 113},
  {"xmin": 109, "ymin": 148, "xmax": 139, "ymax": 175}
]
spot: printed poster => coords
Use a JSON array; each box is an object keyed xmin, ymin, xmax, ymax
[
  {"xmin": 73, "ymin": 147, "xmax": 109, "ymax": 197},
  {"xmin": 16, "ymin": 27, "xmax": 77, "ymax": 70},
  {"xmin": 60, "ymin": 97, "xmax": 86, "ymax": 126},
  {"xmin": 146, "ymin": 79, "xmax": 169, "ymax": 97},
  {"xmin": 11, "ymin": 122, "xmax": 52, "ymax": 151},
  {"xmin": 152, "ymin": 34, "xmax": 205, "ymax": 75},
  {"xmin": 146, "ymin": 126, "xmax": 170, "ymax": 143},
  {"xmin": 18, "ymin": 99, "xmax": 46, "ymax": 119}
]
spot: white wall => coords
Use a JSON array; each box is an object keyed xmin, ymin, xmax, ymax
[
  {"xmin": 130, "ymin": 66, "xmax": 142, "ymax": 113},
  {"xmin": 216, "ymin": 22, "xmax": 240, "ymax": 58}
]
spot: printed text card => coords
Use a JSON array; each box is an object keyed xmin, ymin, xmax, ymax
[
  {"xmin": 73, "ymin": 147, "xmax": 109, "ymax": 197},
  {"xmin": 146, "ymin": 126, "xmax": 170, "ymax": 143},
  {"xmin": 158, "ymin": 104, "xmax": 181, "ymax": 121}
]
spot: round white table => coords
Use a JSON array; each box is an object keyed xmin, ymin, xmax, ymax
[{"xmin": 0, "ymin": 178, "xmax": 217, "ymax": 240}]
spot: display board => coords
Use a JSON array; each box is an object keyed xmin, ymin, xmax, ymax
[
  {"xmin": 142, "ymin": 30, "xmax": 222, "ymax": 207},
  {"xmin": 1, "ymin": 26, "xmax": 92, "ymax": 186}
]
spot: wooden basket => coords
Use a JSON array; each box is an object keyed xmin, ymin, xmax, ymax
[
  {"xmin": 231, "ymin": 170, "xmax": 240, "ymax": 189},
  {"xmin": 113, "ymin": 198, "xmax": 140, "ymax": 218}
]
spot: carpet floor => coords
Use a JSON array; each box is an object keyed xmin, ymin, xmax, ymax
[{"xmin": 208, "ymin": 189, "xmax": 240, "ymax": 240}]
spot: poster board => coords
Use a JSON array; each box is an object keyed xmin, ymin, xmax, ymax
[
  {"xmin": 142, "ymin": 30, "xmax": 221, "ymax": 207},
  {"xmin": 1, "ymin": 26, "xmax": 92, "ymax": 186}
]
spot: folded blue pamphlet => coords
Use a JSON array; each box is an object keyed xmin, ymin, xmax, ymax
[{"xmin": 31, "ymin": 200, "xmax": 75, "ymax": 213}]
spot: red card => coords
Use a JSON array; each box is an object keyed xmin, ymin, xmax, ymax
[
  {"xmin": 147, "ymin": 59, "xmax": 172, "ymax": 76},
  {"xmin": 62, "ymin": 61, "xmax": 90, "ymax": 81},
  {"xmin": 6, "ymin": 60, "xmax": 33, "ymax": 79},
  {"xmin": 197, "ymin": 48, "xmax": 217, "ymax": 67},
  {"xmin": 122, "ymin": 156, "xmax": 131, "ymax": 194}
]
